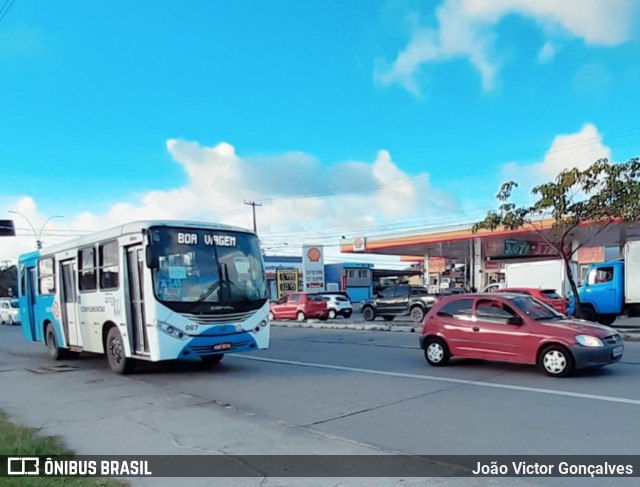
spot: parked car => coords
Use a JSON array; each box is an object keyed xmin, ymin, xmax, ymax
[
  {"xmin": 269, "ymin": 293, "xmax": 328, "ymax": 321},
  {"xmin": 319, "ymin": 293, "xmax": 353, "ymax": 319},
  {"xmin": 419, "ymin": 293, "xmax": 623, "ymax": 377},
  {"xmin": 361, "ymin": 284, "xmax": 436, "ymax": 323},
  {"xmin": 437, "ymin": 288, "xmax": 467, "ymax": 297},
  {"xmin": 494, "ymin": 288, "xmax": 568, "ymax": 315},
  {"xmin": 0, "ymin": 297, "xmax": 20, "ymax": 325}
]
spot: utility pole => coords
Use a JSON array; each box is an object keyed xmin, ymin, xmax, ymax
[
  {"xmin": 8, "ymin": 211, "xmax": 63, "ymax": 249},
  {"xmin": 244, "ymin": 201, "xmax": 262, "ymax": 234}
]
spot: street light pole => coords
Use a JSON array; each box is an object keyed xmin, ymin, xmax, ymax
[{"xmin": 8, "ymin": 211, "xmax": 63, "ymax": 250}]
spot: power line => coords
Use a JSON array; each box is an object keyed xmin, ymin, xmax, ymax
[{"xmin": 0, "ymin": 0, "xmax": 16, "ymax": 25}]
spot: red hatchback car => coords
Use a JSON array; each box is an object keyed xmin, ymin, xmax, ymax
[
  {"xmin": 269, "ymin": 292, "xmax": 329, "ymax": 321},
  {"xmin": 495, "ymin": 287, "xmax": 568, "ymax": 314},
  {"xmin": 420, "ymin": 293, "xmax": 623, "ymax": 377}
]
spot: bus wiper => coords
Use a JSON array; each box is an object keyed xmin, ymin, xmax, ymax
[
  {"xmin": 224, "ymin": 280, "xmax": 251, "ymax": 301},
  {"xmin": 196, "ymin": 281, "xmax": 221, "ymax": 303}
]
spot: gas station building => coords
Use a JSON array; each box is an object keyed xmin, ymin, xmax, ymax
[{"xmin": 339, "ymin": 219, "xmax": 640, "ymax": 294}]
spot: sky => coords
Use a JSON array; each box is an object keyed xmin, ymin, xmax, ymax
[{"xmin": 1, "ymin": 0, "xmax": 640, "ymax": 268}]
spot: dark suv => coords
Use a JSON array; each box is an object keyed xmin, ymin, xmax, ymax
[{"xmin": 361, "ymin": 284, "xmax": 436, "ymax": 323}]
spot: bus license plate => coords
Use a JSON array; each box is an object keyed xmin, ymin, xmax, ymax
[
  {"xmin": 213, "ymin": 343, "xmax": 232, "ymax": 351},
  {"xmin": 612, "ymin": 346, "xmax": 623, "ymax": 357}
]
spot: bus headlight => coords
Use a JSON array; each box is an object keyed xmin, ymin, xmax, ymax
[{"xmin": 156, "ymin": 320, "xmax": 189, "ymax": 341}]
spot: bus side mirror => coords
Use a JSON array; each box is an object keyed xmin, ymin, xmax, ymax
[{"xmin": 145, "ymin": 246, "xmax": 158, "ymax": 269}]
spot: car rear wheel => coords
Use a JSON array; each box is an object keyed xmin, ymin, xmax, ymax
[
  {"xmin": 362, "ymin": 307, "xmax": 375, "ymax": 321},
  {"xmin": 424, "ymin": 337, "xmax": 450, "ymax": 366},
  {"xmin": 268, "ymin": 311, "xmax": 275, "ymax": 321},
  {"xmin": 328, "ymin": 309, "xmax": 336, "ymax": 319},
  {"xmin": 343, "ymin": 310, "xmax": 352, "ymax": 318},
  {"xmin": 296, "ymin": 311, "xmax": 306, "ymax": 322},
  {"xmin": 539, "ymin": 345, "xmax": 573, "ymax": 377},
  {"xmin": 410, "ymin": 306, "xmax": 425, "ymax": 323}
]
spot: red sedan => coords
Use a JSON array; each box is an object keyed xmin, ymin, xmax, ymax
[
  {"xmin": 269, "ymin": 292, "xmax": 328, "ymax": 321},
  {"xmin": 495, "ymin": 287, "xmax": 568, "ymax": 314},
  {"xmin": 419, "ymin": 293, "xmax": 623, "ymax": 377}
]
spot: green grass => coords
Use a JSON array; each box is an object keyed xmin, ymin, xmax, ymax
[{"xmin": 0, "ymin": 410, "xmax": 129, "ymax": 486}]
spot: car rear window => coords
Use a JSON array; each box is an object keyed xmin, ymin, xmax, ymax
[
  {"xmin": 335, "ymin": 297, "xmax": 349, "ymax": 302},
  {"xmin": 540, "ymin": 290, "xmax": 562, "ymax": 299},
  {"xmin": 308, "ymin": 295, "xmax": 325, "ymax": 301}
]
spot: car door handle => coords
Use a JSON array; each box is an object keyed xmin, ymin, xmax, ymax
[{"xmin": 473, "ymin": 327, "xmax": 480, "ymax": 332}]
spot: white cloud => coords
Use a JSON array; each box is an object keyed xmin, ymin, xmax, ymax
[
  {"xmin": 537, "ymin": 41, "xmax": 557, "ymax": 63},
  {"xmin": 500, "ymin": 123, "xmax": 611, "ymax": 202},
  {"xmin": 375, "ymin": 0, "xmax": 638, "ymax": 93},
  {"xmin": 0, "ymin": 140, "xmax": 458, "ymax": 269}
]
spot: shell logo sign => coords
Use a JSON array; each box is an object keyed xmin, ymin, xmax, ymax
[
  {"xmin": 307, "ymin": 247, "xmax": 321, "ymax": 262},
  {"xmin": 352, "ymin": 237, "xmax": 365, "ymax": 252},
  {"xmin": 302, "ymin": 244, "xmax": 325, "ymax": 293}
]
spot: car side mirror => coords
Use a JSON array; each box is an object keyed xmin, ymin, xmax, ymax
[{"xmin": 506, "ymin": 316, "xmax": 523, "ymax": 326}]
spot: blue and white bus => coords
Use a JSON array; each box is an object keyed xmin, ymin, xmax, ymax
[{"xmin": 17, "ymin": 220, "xmax": 269, "ymax": 373}]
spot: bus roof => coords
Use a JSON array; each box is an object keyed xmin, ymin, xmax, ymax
[{"xmin": 20, "ymin": 220, "xmax": 256, "ymax": 258}]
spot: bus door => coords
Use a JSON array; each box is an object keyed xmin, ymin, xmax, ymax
[
  {"xmin": 22, "ymin": 265, "xmax": 38, "ymax": 341},
  {"xmin": 126, "ymin": 245, "xmax": 149, "ymax": 355},
  {"xmin": 60, "ymin": 259, "xmax": 82, "ymax": 348}
]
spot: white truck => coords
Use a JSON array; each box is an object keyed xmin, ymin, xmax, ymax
[{"xmin": 482, "ymin": 259, "xmax": 575, "ymax": 297}]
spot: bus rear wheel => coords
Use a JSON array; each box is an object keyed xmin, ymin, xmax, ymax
[
  {"xmin": 45, "ymin": 324, "xmax": 79, "ymax": 360},
  {"xmin": 106, "ymin": 327, "xmax": 134, "ymax": 374}
]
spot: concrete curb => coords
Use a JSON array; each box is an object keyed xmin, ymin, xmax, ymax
[
  {"xmin": 271, "ymin": 321, "xmax": 640, "ymax": 341},
  {"xmin": 622, "ymin": 332, "xmax": 640, "ymax": 342}
]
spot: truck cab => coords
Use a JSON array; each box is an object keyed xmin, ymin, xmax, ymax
[{"xmin": 570, "ymin": 260, "xmax": 623, "ymax": 325}]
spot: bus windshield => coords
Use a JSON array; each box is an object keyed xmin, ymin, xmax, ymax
[{"xmin": 148, "ymin": 227, "xmax": 267, "ymax": 308}]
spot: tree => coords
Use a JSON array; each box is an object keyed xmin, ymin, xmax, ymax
[
  {"xmin": 0, "ymin": 265, "xmax": 18, "ymax": 296},
  {"xmin": 472, "ymin": 157, "xmax": 640, "ymax": 319}
]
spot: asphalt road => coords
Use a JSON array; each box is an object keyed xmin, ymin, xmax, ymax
[{"xmin": 1, "ymin": 324, "xmax": 639, "ymax": 461}]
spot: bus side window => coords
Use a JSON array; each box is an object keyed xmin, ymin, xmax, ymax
[
  {"xmin": 38, "ymin": 257, "xmax": 55, "ymax": 295},
  {"xmin": 79, "ymin": 247, "xmax": 97, "ymax": 292},
  {"xmin": 99, "ymin": 241, "xmax": 119, "ymax": 290}
]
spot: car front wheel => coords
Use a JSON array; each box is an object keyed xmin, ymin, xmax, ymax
[
  {"xmin": 328, "ymin": 309, "xmax": 336, "ymax": 319},
  {"xmin": 424, "ymin": 337, "xmax": 450, "ymax": 366},
  {"xmin": 539, "ymin": 345, "xmax": 573, "ymax": 377}
]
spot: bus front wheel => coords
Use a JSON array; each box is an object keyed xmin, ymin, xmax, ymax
[{"xmin": 106, "ymin": 327, "xmax": 134, "ymax": 374}]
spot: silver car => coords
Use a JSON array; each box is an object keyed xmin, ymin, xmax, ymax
[
  {"xmin": 321, "ymin": 294, "xmax": 353, "ymax": 319},
  {"xmin": 0, "ymin": 297, "xmax": 20, "ymax": 325}
]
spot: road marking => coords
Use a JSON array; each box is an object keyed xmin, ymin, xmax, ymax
[{"xmin": 230, "ymin": 355, "xmax": 640, "ymax": 406}]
